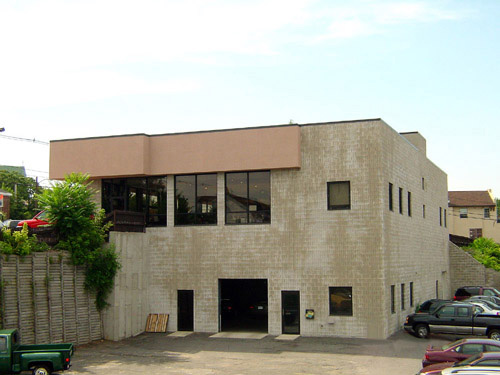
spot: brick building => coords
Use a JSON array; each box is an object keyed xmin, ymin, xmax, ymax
[{"xmin": 49, "ymin": 118, "xmax": 449, "ymax": 340}]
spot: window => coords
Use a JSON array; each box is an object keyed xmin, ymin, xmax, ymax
[
  {"xmin": 423, "ymin": 205, "xmax": 426, "ymax": 218},
  {"xmin": 407, "ymin": 192, "xmax": 412, "ymax": 217},
  {"xmin": 399, "ymin": 188, "xmax": 403, "ymax": 214},
  {"xmin": 389, "ymin": 183, "xmax": 393, "ymax": 211},
  {"xmin": 486, "ymin": 344, "xmax": 500, "ymax": 352},
  {"xmin": 226, "ymin": 171, "xmax": 270, "ymax": 224},
  {"xmin": 438, "ymin": 306, "xmax": 454, "ymax": 317},
  {"xmin": 409, "ymin": 282, "xmax": 414, "ymax": 307},
  {"xmin": 327, "ymin": 181, "xmax": 351, "ymax": 210},
  {"xmin": 401, "ymin": 283, "xmax": 405, "ymax": 310},
  {"xmin": 470, "ymin": 228, "xmax": 483, "ymax": 239},
  {"xmin": 460, "ymin": 344, "xmax": 484, "ymax": 355},
  {"xmin": 391, "ymin": 285, "xmax": 395, "ymax": 314},
  {"xmin": 102, "ymin": 176, "xmax": 167, "ymax": 227},
  {"xmin": 0, "ymin": 337, "xmax": 6, "ymax": 352},
  {"xmin": 175, "ymin": 174, "xmax": 217, "ymax": 225},
  {"xmin": 422, "ymin": 177, "xmax": 425, "ymax": 190},
  {"xmin": 444, "ymin": 209, "xmax": 447, "ymax": 227},
  {"xmin": 436, "ymin": 280, "xmax": 439, "ymax": 298},
  {"xmin": 476, "ymin": 359, "xmax": 500, "ymax": 366},
  {"xmin": 460, "ymin": 208, "xmax": 468, "ymax": 218},
  {"xmin": 329, "ymin": 287, "xmax": 352, "ymax": 316},
  {"xmin": 457, "ymin": 307, "xmax": 469, "ymax": 317},
  {"xmin": 439, "ymin": 207, "xmax": 442, "ymax": 226},
  {"xmin": 485, "ymin": 208, "xmax": 491, "ymax": 218}
]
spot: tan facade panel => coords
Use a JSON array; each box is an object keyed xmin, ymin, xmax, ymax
[{"xmin": 50, "ymin": 126, "xmax": 301, "ymax": 179}]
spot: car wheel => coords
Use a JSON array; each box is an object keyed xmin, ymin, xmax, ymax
[
  {"xmin": 32, "ymin": 366, "xmax": 51, "ymax": 375},
  {"xmin": 415, "ymin": 324, "xmax": 429, "ymax": 338},
  {"xmin": 489, "ymin": 329, "xmax": 500, "ymax": 341}
]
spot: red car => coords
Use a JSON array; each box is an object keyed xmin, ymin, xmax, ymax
[
  {"xmin": 16, "ymin": 210, "xmax": 51, "ymax": 229},
  {"xmin": 421, "ymin": 338, "xmax": 500, "ymax": 368}
]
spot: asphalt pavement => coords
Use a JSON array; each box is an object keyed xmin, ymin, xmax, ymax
[{"xmin": 65, "ymin": 330, "xmax": 457, "ymax": 375}]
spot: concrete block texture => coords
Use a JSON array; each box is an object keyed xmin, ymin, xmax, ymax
[{"xmin": 104, "ymin": 119, "xmax": 449, "ymax": 340}]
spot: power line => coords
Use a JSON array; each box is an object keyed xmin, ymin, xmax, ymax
[{"xmin": 0, "ymin": 134, "xmax": 49, "ymax": 145}]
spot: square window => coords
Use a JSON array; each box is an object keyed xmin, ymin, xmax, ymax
[
  {"xmin": 460, "ymin": 208, "xmax": 468, "ymax": 218},
  {"xmin": 327, "ymin": 181, "xmax": 351, "ymax": 210},
  {"xmin": 329, "ymin": 287, "xmax": 353, "ymax": 316}
]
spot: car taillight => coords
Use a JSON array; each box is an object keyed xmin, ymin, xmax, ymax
[
  {"xmin": 227, "ymin": 306, "xmax": 232, "ymax": 310},
  {"xmin": 425, "ymin": 354, "xmax": 429, "ymax": 360},
  {"xmin": 454, "ymin": 296, "xmax": 458, "ymax": 300},
  {"xmin": 66, "ymin": 358, "xmax": 70, "ymax": 362}
]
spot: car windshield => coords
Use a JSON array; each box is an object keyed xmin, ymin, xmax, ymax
[
  {"xmin": 37, "ymin": 211, "xmax": 48, "ymax": 220},
  {"xmin": 454, "ymin": 353, "xmax": 481, "ymax": 366},
  {"xmin": 442, "ymin": 339, "xmax": 465, "ymax": 350}
]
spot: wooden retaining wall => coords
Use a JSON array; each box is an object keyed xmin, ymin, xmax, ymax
[{"xmin": 0, "ymin": 251, "xmax": 102, "ymax": 344}]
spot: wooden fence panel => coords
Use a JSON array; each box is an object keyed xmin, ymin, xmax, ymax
[{"xmin": 0, "ymin": 252, "xmax": 103, "ymax": 345}]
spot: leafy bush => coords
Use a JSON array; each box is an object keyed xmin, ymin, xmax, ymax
[
  {"xmin": 465, "ymin": 237, "xmax": 500, "ymax": 272},
  {"xmin": 0, "ymin": 224, "xmax": 49, "ymax": 255},
  {"xmin": 37, "ymin": 173, "xmax": 120, "ymax": 310}
]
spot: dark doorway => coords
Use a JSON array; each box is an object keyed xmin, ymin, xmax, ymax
[
  {"xmin": 219, "ymin": 279, "xmax": 268, "ymax": 332},
  {"xmin": 177, "ymin": 290, "xmax": 194, "ymax": 331},
  {"xmin": 282, "ymin": 291, "xmax": 300, "ymax": 334}
]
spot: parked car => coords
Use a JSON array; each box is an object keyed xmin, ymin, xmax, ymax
[
  {"xmin": 440, "ymin": 352, "xmax": 500, "ymax": 374},
  {"xmin": 417, "ymin": 299, "xmax": 452, "ymax": 314},
  {"xmin": 455, "ymin": 286, "xmax": 500, "ymax": 301},
  {"xmin": 466, "ymin": 300, "xmax": 500, "ymax": 315},
  {"xmin": 2, "ymin": 219, "xmax": 22, "ymax": 230},
  {"xmin": 404, "ymin": 302, "xmax": 500, "ymax": 340},
  {"xmin": 248, "ymin": 301, "xmax": 268, "ymax": 317},
  {"xmin": 0, "ymin": 328, "xmax": 73, "ymax": 375},
  {"xmin": 421, "ymin": 338, "xmax": 500, "ymax": 367},
  {"xmin": 468, "ymin": 295, "xmax": 500, "ymax": 308},
  {"xmin": 16, "ymin": 210, "xmax": 51, "ymax": 229}
]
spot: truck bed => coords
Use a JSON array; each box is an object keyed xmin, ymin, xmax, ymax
[{"xmin": 15, "ymin": 343, "xmax": 74, "ymax": 354}]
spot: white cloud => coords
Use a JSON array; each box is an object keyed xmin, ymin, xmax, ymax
[{"xmin": 317, "ymin": 1, "xmax": 464, "ymax": 41}]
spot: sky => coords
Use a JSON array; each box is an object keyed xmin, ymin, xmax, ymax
[{"xmin": 0, "ymin": 0, "xmax": 498, "ymax": 195}]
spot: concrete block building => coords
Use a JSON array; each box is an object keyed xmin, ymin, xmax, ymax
[{"xmin": 49, "ymin": 118, "xmax": 449, "ymax": 340}]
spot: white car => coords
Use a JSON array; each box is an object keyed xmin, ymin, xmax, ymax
[
  {"xmin": 441, "ymin": 352, "xmax": 500, "ymax": 374},
  {"xmin": 467, "ymin": 300, "xmax": 500, "ymax": 316}
]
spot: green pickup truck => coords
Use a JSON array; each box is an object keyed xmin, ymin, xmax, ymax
[{"xmin": 0, "ymin": 329, "xmax": 73, "ymax": 375}]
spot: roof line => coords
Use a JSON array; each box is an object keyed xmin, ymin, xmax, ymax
[{"xmin": 50, "ymin": 118, "xmax": 383, "ymax": 143}]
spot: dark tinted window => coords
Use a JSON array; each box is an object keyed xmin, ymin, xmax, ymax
[
  {"xmin": 438, "ymin": 306, "xmax": 455, "ymax": 316},
  {"xmin": 486, "ymin": 345, "xmax": 500, "ymax": 352},
  {"xmin": 389, "ymin": 183, "xmax": 393, "ymax": 211},
  {"xmin": 226, "ymin": 171, "xmax": 270, "ymax": 224},
  {"xmin": 175, "ymin": 174, "xmax": 217, "ymax": 225},
  {"xmin": 460, "ymin": 344, "xmax": 483, "ymax": 355},
  {"xmin": 102, "ymin": 176, "xmax": 167, "ymax": 227},
  {"xmin": 328, "ymin": 181, "xmax": 350, "ymax": 210},
  {"xmin": 329, "ymin": 287, "xmax": 353, "ymax": 316}
]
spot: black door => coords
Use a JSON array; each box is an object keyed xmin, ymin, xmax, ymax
[
  {"xmin": 282, "ymin": 291, "xmax": 300, "ymax": 334},
  {"xmin": 178, "ymin": 290, "xmax": 194, "ymax": 331}
]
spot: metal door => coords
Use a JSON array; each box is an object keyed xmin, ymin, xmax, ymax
[{"xmin": 282, "ymin": 291, "xmax": 300, "ymax": 334}]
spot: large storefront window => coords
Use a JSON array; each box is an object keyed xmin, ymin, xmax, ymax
[
  {"xmin": 102, "ymin": 176, "xmax": 167, "ymax": 227},
  {"xmin": 175, "ymin": 174, "xmax": 217, "ymax": 225},
  {"xmin": 225, "ymin": 171, "xmax": 270, "ymax": 224}
]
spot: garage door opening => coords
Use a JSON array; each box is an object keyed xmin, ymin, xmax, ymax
[{"xmin": 219, "ymin": 279, "xmax": 268, "ymax": 333}]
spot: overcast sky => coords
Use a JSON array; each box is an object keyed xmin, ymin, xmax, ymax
[{"xmin": 0, "ymin": 0, "xmax": 499, "ymax": 195}]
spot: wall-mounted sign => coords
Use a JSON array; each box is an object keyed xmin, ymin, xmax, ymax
[{"xmin": 305, "ymin": 309, "xmax": 314, "ymax": 319}]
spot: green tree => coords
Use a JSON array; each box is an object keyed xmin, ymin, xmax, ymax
[
  {"xmin": 37, "ymin": 173, "xmax": 120, "ymax": 310},
  {"xmin": 0, "ymin": 170, "xmax": 40, "ymax": 219}
]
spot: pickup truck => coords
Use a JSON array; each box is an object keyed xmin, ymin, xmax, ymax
[
  {"xmin": 0, "ymin": 329, "xmax": 73, "ymax": 375},
  {"xmin": 404, "ymin": 302, "xmax": 500, "ymax": 340}
]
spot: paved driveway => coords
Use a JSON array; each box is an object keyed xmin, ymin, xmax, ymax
[{"xmin": 66, "ymin": 331, "xmax": 457, "ymax": 375}]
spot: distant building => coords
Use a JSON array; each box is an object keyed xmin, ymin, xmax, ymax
[
  {"xmin": 0, "ymin": 188, "xmax": 13, "ymax": 219},
  {"xmin": 0, "ymin": 165, "xmax": 26, "ymax": 176},
  {"xmin": 448, "ymin": 190, "xmax": 500, "ymax": 243}
]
